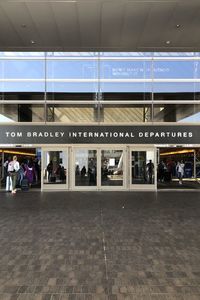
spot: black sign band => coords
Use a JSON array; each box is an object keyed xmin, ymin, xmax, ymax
[{"xmin": 0, "ymin": 125, "xmax": 199, "ymax": 144}]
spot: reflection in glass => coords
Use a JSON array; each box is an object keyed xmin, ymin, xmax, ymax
[
  {"xmin": 43, "ymin": 151, "xmax": 67, "ymax": 184},
  {"xmin": 131, "ymin": 151, "xmax": 154, "ymax": 184},
  {"xmin": 0, "ymin": 59, "xmax": 45, "ymax": 93},
  {"xmin": 46, "ymin": 58, "xmax": 98, "ymax": 99},
  {"xmin": 153, "ymin": 61, "xmax": 195, "ymax": 79},
  {"xmin": 0, "ymin": 104, "xmax": 44, "ymax": 123},
  {"xmin": 101, "ymin": 150, "xmax": 123, "ymax": 186},
  {"xmin": 75, "ymin": 150, "xmax": 97, "ymax": 186},
  {"xmin": 0, "ymin": 52, "xmax": 200, "ymax": 124},
  {"xmin": 100, "ymin": 60, "xmax": 152, "ymax": 99},
  {"xmin": 103, "ymin": 105, "xmax": 152, "ymax": 123},
  {"xmin": 153, "ymin": 83, "xmax": 195, "ymax": 100},
  {"xmin": 46, "ymin": 105, "xmax": 97, "ymax": 123},
  {"xmin": 153, "ymin": 104, "xmax": 200, "ymax": 122}
]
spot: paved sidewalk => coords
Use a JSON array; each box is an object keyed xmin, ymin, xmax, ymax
[{"xmin": 0, "ymin": 191, "xmax": 200, "ymax": 300}]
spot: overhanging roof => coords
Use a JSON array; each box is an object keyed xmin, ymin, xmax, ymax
[{"xmin": 0, "ymin": 0, "xmax": 200, "ymax": 52}]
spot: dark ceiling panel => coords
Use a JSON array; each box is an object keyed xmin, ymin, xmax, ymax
[
  {"xmin": 101, "ymin": 2, "xmax": 125, "ymax": 47},
  {"xmin": 0, "ymin": 3, "xmax": 24, "ymax": 47},
  {"xmin": 51, "ymin": 2, "xmax": 81, "ymax": 47},
  {"xmin": 138, "ymin": 2, "xmax": 177, "ymax": 47},
  {"xmin": 120, "ymin": 2, "xmax": 152, "ymax": 48},
  {"xmin": 1, "ymin": 2, "xmax": 42, "ymax": 47},
  {"xmin": 26, "ymin": 2, "xmax": 61, "ymax": 46},
  {"xmin": 77, "ymin": 2, "xmax": 101, "ymax": 47},
  {"xmin": 170, "ymin": 2, "xmax": 200, "ymax": 47},
  {"xmin": 0, "ymin": 0, "xmax": 199, "ymax": 51}
]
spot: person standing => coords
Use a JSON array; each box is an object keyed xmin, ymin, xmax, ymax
[
  {"xmin": 25, "ymin": 160, "xmax": 36, "ymax": 187},
  {"xmin": 10, "ymin": 156, "xmax": 20, "ymax": 194},
  {"xmin": 6, "ymin": 158, "xmax": 13, "ymax": 191},
  {"xmin": 176, "ymin": 160, "xmax": 185, "ymax": 185},
  {"xmin": 3, "ymin": 157, "xmax": 11, "ymax": 184},
  {"xmin": 158, "ymin": 161, "xmax": 165, "ymax": 182},
  {"xmin": 47, "ymin": 160, "xmax": 53, "ymax": 182},
  {"xmin": 146, "ymin": 159, "xmax": 154, "ymax": 184}
]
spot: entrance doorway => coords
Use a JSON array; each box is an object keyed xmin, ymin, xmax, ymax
[
  {"xmin": 157, "ymin": 147, "xmax": 200, "ymax": 189},
  {"xmin": 0, "ymin": 148, "xmax": 41, "ymax": 191},
  {"xmin": 73, "ymin": 147, "xmax": 126, "ymax": 190},
  {"xmin": 27, "ymin": 145, "xmax": 157, "ymax": 191},
  {"xmin": 130, "ymin": 148, "xmax": 156, "ymax": 190},
  {"xmin": 42, "ymin": 148, "xmax": 68, "ymax": 190}
]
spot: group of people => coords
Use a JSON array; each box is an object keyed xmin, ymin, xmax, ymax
[
  {"xmin": 75, "ymin": 159, "xmax": 97, "ymax": 185},
  {"xmin": 158, "ymin": 160, "xmax": 185, "ymax": 185},
  {"xmin": 4, "ymin": 155, "xmax": 40, "ymax": 193},
  {"xmin": 46, "ymin": 160, "xmax": 66, "ymax": 183}
]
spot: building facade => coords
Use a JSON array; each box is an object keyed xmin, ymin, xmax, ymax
[{"xmin": 0, "ymin": 52, "xmax": 200, "ymax": 190}]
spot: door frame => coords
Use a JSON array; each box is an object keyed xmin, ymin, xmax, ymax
[
  {"xmin": 129, "ymin": 146, "xmax": 157, "ymax": 190},
  {"xmin": 99, "ymin": 146, "xmax": 127, "ymax": 190},
  {"xmin": 72, "ymin": 145, "xmax": 127, "ymax": 190},
  {"xmin": 41, "ymin": 147, "xmax": 69, "ymax": 190},
  {"xmin": 72, "ymin": 146, "xmax": 98, "ymax": 190}
]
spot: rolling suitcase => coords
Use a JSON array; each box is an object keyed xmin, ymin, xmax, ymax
[
  {"xmin": 50, "ymin": 176, "xmax": 56, "ymax": 183},
  {"xmin": 21, "ymin": 178, "xmax": 29, "ymax": 191},
  {"xmin": 164, "ymin": 171, "xmax": 171, "ymax": 182}
]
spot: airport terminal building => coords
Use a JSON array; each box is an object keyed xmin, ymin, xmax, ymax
[
  {"xmin": 0, "ymin": 1, "xmax": 200, "ymax": 191},
  {"xmin": 0, "ymin": 51, "xmax": 200, "ymax": 191}
]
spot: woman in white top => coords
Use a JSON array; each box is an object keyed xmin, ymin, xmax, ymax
[{"xmin": 10, "ymin": 155, "xmax": 20, "ymax": 194}]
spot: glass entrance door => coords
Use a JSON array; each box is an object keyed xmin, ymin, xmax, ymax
[
  {"xmin": 74, "ymin": 149, "xmax": 97, "ymax": 188},
  {"xmin": 130, "ymin": 148, "xmax": 156, "ymax": 189},
  {"xmin": 42, "ymin": 148, "xmax": 68, "ymax": 190},
  {"xmin": 73, "ymin": 147, "xmax": 125, "ymax": 189},
  {"xmin": 101, "ymin": 149, "xmax": 124, "ymax": 187}
]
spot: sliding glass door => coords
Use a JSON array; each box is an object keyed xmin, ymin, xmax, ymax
[
  {"xmin": 42, "ymin": 148, "xmax": 68, "ymax": 190},
  {"xmin": 73, "ymin": 147, "xmax": 126, "ymax": 190},
  {"xmin": 130, "ymin": 148, "xmax": 156, "ymax": 189},
  {"xmin": 74, "ymin": 149, "xmax": 97, "ymax": 187}
]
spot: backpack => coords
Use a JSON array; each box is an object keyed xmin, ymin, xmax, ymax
[{"xmin": 7, "ymin": 162, "xmax": 14, "ymax": 172}]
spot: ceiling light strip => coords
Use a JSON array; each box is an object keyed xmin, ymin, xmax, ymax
[{"xmin": 0, "ymin": 149, "xmax": 35, "ymax": 156}]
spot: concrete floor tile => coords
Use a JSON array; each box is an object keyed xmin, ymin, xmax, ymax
[{"xmin": 0, "ymin": 191, "xmax": 199, "ymax": 300}]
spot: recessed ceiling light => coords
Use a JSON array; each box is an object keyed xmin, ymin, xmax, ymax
[
  {"xmin": 166, "ymin": 40, "xmax": 171, "ymax": 44},
  {"xmin": 176, "ymin": 24, "xmax": 181, "ymax": 28},
  {"xmin": 30, "ymin": 40, "xmax": 36, "ymax": 44}
]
